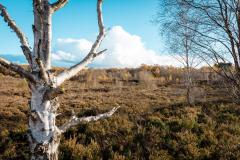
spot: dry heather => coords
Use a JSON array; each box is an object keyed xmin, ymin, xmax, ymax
[{"xmin": 0, "ymin": 66, "xmax": 239, "ymax": 160}]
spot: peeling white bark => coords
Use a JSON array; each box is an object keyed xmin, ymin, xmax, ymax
[{"xmin": 30, "ymin": 86, "xmax": 55, "ymax": 143}]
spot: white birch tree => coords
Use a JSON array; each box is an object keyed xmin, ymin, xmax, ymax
[
  {"xmin": 156, "ymin": 0, "xmax": 240, "ymax": 99},
  {"xmin": 0, "ymin": 0, "xmax": 119, "ymax": 159}
]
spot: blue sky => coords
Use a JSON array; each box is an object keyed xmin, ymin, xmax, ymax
[{"xmin": 0, "ymin": 0, "xmax": 176, "ymax": 67}]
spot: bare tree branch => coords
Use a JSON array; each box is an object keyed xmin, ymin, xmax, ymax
[
  {"xmin": 0, "ymin": 4, "xmax": 33, "ymax": 67},
  {"xmin": 59, "ymin": 106, "xmax": 120, "ymax": 133},
  {"xmin": 51, "ymin": 0, "xmax": 69, "ymax": 12},
  {"xmin": 0, "ymin": 58, "xmax": 36, "ymax": 83},
  {"xmin": 55, "ymin": 0, "xmax": 106, "ymax": 86}
]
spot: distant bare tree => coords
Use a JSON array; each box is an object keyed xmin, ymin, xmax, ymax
[
  {"xmin": 0, "ymin": 0, "xmax": 119, "ymax": 159},
  {"xmin": 154, "ymin": 0, "xmax": 201, "ymax": 104},
  {"xmin": 155, "ymin": 0, "xmax": 240, "ymax": 99}
]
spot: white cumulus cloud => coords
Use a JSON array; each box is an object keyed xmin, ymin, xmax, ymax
[{"xmin": 52, "ymin": 26, "xmax": 181, "ymax": 68}]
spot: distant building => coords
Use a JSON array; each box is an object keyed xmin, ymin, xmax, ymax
[{"xmin": 214, "ymin": 62, "xmax": 232, "ymax": 71}]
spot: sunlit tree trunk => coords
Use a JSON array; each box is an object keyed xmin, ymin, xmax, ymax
[{"xmin": 28, "ymin": 84, "xmax": 61, "ymax": 159}]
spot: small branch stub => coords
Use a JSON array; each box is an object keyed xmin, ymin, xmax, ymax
[{"xmin": 43, "ymin": 87, "xmax": 64, "ymax": 101}]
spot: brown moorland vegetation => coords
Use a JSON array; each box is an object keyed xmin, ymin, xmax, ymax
[{"xmin": 0, "ymin": 65, "xmax": 239, "ymax": 160}]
